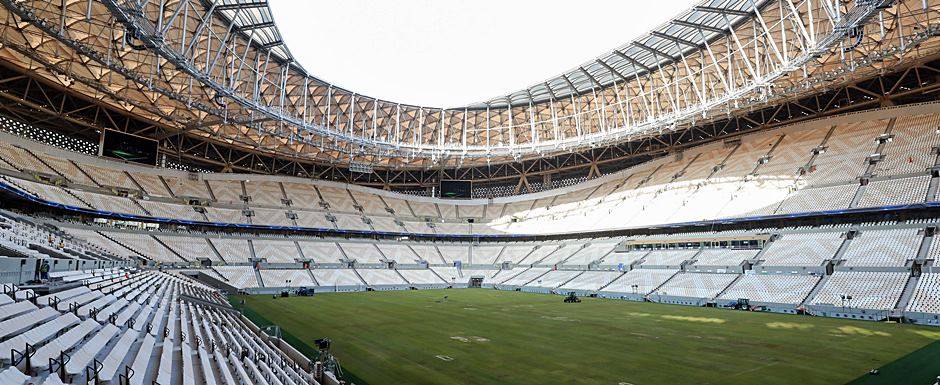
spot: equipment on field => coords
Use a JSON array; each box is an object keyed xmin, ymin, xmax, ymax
[
  {"xmin": 315, "ymin": 338, "xmax": 347, "ymax": 383},
  {"xmin": 315, "ymin": 338, "xmax": 332, "ymax": 351},
  {"xmin": 564, "ymin": 292, "xmax": 581, "ymax": 303},
  {"xmin": 722, "ymin": 298, "xmax": 750, "ymax": 310}
]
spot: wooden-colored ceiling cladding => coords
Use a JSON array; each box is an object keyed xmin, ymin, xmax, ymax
[
  {"xmin": 0, "ymin": 56, "xmax": 936, "ymax": 193},
  {"xmin": 0, "ymin": 0, "xmax": 935, "ymax": 169}
]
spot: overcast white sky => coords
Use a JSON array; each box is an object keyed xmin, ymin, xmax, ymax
[{"xmin": 269, "ymin": 0, "xmax": 694, "ymax": 107}]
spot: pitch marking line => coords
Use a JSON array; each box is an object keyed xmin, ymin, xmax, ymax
[{"xmin": 451, "ymin": 335, "xmax": 490, "ymax": 343}]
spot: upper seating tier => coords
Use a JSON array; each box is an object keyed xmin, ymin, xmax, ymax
[{"xmin": 0, "ymin": 106, "xmax": 935, "ymax": 237}]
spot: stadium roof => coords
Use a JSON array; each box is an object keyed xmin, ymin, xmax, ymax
[{"xmin": 0, "ymin": 0, "xmax": 933, "ymax": 169}]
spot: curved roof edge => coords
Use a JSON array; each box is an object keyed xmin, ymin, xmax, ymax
[{"xmin": 215, "ymin": 0, "xmax": 767, "ymax": 110}]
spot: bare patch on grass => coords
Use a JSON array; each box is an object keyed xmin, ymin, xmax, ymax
[
  {"xmin": 835, "ymin": 326, "xmax": 890, "ymax": 337},
  {"xmin": 766, "ymin": 322, "xmax": 814, "ymax": 330},
  {"xmin": 911, "ymin": 330, "xmax": 940, "ymax": 339},
  {"xmin": 661, "ymin": 315, "xmax": 726, "ymax": 324}
]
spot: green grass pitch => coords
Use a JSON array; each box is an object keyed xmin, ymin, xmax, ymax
[{"xmin": 235, "ymin": 289, "xmax": 940, "ymax": 385}]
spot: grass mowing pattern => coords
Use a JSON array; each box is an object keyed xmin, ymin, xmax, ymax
[
  {"xmin": 237, "ymin": 289, "xmax": 940, "ymax": 385},
  {"xmin": 845, "ymin": 337, "xmax": 940, "ymax": 385}
]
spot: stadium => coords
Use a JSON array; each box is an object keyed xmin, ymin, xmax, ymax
[{"xmin": 0, "ymin": 0, "xmax": 938, "ymax": 384}]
